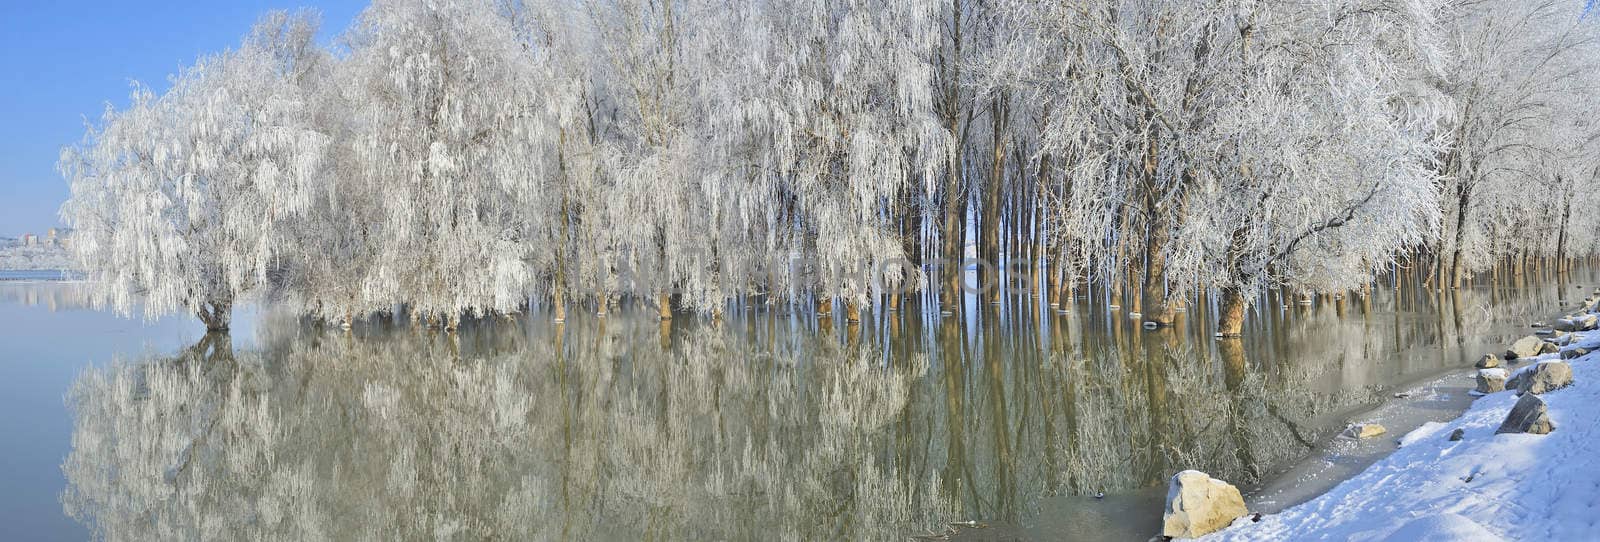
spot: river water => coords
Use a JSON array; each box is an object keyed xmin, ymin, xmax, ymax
[{"xmin": 0, "ymin": 268, "xmax": 1591, "ymax": 540}]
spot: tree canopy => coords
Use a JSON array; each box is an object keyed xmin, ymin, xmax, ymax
[{"xmin": 59, "ymin": 0, "xmax": 1600, "ymax": 332}]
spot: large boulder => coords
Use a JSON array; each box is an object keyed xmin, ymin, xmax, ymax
[
  {"xmin": 1505, "ymin": 335, "xmax": 1546, "ymax": 360},
  {"xmin": 1562, "ymin": 347, "xmax": 1590, "ymax": 360},
  {"xmin": 1496, "ymin": 393, "xmax": 1556, "ymax": 435},
  {"xmin": 1163, "ymin": 470, "xmax": 1249, "ymax": 538},
  {"xmin": 1475, "ymin": 354, "xmax": 1500, "ymax": 369},
  {"xmin": 1514, "ymin": 361, "xmax": 1573, "ymax": 396},
  {"xmin": 1551, "ymin": 314, "xmax": 1596, "ymax": 332},
  {"xmin": 1474, "ymin": 369, "xmax": 1507, "ymax": 395}
]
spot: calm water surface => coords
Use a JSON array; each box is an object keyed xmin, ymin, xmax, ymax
[{"xmin": 0, "ymin": 269, "xmax": 1592, "ymax": 541}]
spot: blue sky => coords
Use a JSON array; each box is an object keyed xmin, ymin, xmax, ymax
[{"xmin": 0, "ymin": 1, "xmax": 365, "ymax": 239}]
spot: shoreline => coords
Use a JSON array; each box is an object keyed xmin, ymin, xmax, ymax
[
  {"xmin": 1196, "ymin": 292, "xmax": 1600, "ymax": 540},
  {"xmin": 1240, "ymin": 366, "xmax": 1480, "ymax": 516}
]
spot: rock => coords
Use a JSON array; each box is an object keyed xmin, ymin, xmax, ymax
[
  {"xmin": 1162, "ymin": 470, "xmax": 1249, "ymax": 539},
  {"xmin": 1496, "ymin": 393, "xmax": 1556, "ymax": 435},
  {"xmin": 1474, "ymin": 368, "xmax": 1507, "ymax": 394},
  {"xmin": 1448, "ymin": 428, "xmax": 1464, "ymax": 441},
  {"xmin": 1505, "ymin": 335, "xmax": 1545, "ymax": 359},
  {"xmin": 1515, "ymin": 361, "xmax": 1573, "ymax": 395},
  {"xmin": 1342, "ymin": 423, "xmax": 1387, "ymax": 439},
  {"xmin": 1562, "ymin": 314, "xmax": 1600, "ymax": 331},
  {"xmin": 1562, "ymin": 347, "xmax": 1589, "ymax": 360},
  {"xmin": 1539, "ymin": 341, "xmax": 1561, "ymax": 355},
  {"xmin": 1474, "ymin": 354, "xmax": 1500, "ymax": 369}
]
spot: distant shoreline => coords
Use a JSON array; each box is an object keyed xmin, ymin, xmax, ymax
[{"xmin": 0, "ymin": 269, "xmax": 80, "ymax": 282}]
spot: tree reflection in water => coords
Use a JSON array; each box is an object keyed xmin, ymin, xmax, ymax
[{"xmin": 61, "ymin": 274, "xmax": 1585, "ymax": 540}]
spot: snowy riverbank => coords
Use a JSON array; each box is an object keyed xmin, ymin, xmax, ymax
[{"xmin": 1199, "ymin": 304, "xmax": 1600, "ymax": 540}]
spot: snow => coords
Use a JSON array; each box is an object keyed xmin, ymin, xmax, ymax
[
  {"xmin": 1381, "ymin": 513, "xmax": 1501, "ymax": 542},
  {"xmin": 1397, "ymin": 421, "xmax": 1448, "ymax": 448},
  {"xmin": 1203, "ymin": 337, "xmax": 1600, "ymax": 541}
]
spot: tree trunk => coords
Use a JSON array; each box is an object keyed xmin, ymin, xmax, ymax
[
  {"xmin": 1556, "ymin": 177, "xmax": 1572, "ymax": 276},
  {"xmin": 196, "ymin": 298, "xmax": 232, "ymax": 333},
  {"xmin": 1141, "ymin": 219, "xmax": 1175, "ymax": 325},
  {"xmin": 939, "ymin": 0, "xmax": 966, "ymax": 314},
  {"xmin": 1449, "ymin": 182, "xmax": 1471, "ymax": 289},
  {"xmin": 983, "ymin": 96, "xmax": 1008, "ymax": 305},
  {"xmin": 944, "ymin": 186, "xmax": 965, "ymax": 312},
  {"xmin": 1047, "ymin": 254, "xmax": 1061, "ymax": 307},
  {"xmin": 1218, "ymin": 287, "xmax": 1247, "ymax": 337},
  {"xmin": 658, "ymin": 293, "xmax": 672, "ymax": 320}
]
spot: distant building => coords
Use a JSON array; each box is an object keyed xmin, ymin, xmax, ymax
[
  {"xmin": 22, "ymin": 233, "xmax": 37, "ymax": 246},
  {"xmin": 52, "ymin": 228, "xmax": 73, "ymax": 249}
]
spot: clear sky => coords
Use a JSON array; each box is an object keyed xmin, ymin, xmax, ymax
[{"xmin": 0, "ymin": 1, "xmax": 366, "ymax": 239}]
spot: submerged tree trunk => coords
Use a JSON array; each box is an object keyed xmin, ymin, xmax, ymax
[
  {"xmin": 983, "ymin": 95, "xmax": 1009, "ymax": 305},
  {"xmin": 1218, "ymin": 287, "xmax": 1247, "ymax": 337},
  {"xmin": 1556, "ymin": 174, "xmax": 1573, "ymax": 276},
  {"xmin": 1141, "ymin": 218, "xmax": 1174, "ymax": 325},
  {"xmin": 1449, "ymin": 181, "xmax": 1471, "ymax": 289},
  {"xmin": 938, "ymin": 1, "xmax": 968, "ymax": 314},
  {"xmin": 196, "ymin": 297, "xmax": 233, "ymax": 333}
]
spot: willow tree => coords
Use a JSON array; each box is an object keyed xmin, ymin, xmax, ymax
[
  {"xmin": 325, "ymin": 0, "xmax": 554, "ymax": 325},
  {"xmin": 501, "ymin": 0, "xmax": 623, "ymax": 321},
  {"xmin": 733, "ymin": 0, "xmax": 944, "ymax": 316},
  {"xmin": 570, "ymin": 0, "xmax": 708, "ymax": 318},
  {"xmin": 59, "ymin": 11, "xmax": 329, "ymax": 331}
]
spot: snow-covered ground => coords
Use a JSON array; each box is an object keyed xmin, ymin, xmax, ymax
[{"xmin": 1203, "ymin": 330, "xmax": 1600, "ymax": 541}]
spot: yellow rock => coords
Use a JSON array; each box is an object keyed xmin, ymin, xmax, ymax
[
  {"xmin": 1343, "ymin": 423, "xmax": 1387, "ymax": 439},
  {"xmin": 1163, "ymin": 470, "xmax": 1249, "ymax": 538}
]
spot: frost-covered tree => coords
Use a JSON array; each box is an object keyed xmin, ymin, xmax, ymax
[
  {"xmin": 1431, "ymin": 0, "xmax": 1600, "ymax": 287},
  {"xmin": 57, "ymin": 0, "xmax": 1600, "ymax": 333},
  {"xmin": 59, "ymin": 11, "xmax": 329, "ymax": 330},
  {"xmin": 318, "ymin": 0, "xmax": 556, "ymax": 326},
  {"xmin": 1190, "ymin": 0, "xmax": 1452, "ymax": 335},
  {"xmin": 727, "ymin": 0, "xmax": 943, "ymax": 312},
  {"xmin": 987, "ymin": 0, "xmax": 1451, "ymax": 334}
]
